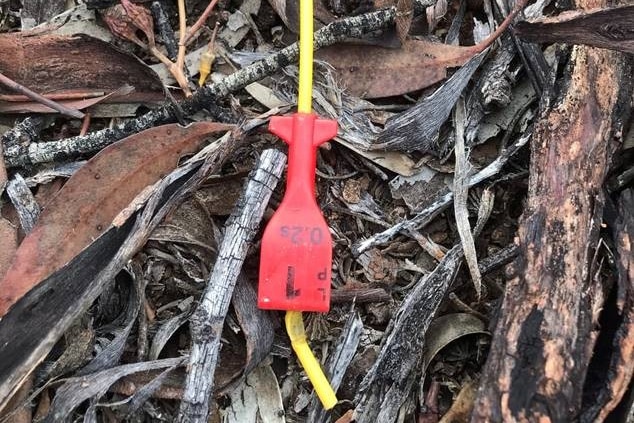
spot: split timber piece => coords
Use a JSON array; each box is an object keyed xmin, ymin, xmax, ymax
[{"xmin": 470, "ymin": 5, "xmax": 633, "ymax": 421}]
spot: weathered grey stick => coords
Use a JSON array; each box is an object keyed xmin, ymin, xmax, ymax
[
  {"xmin": 352, "ymin": 131, "xmax": 531, "ymax": 256},
  {"xmin": 2, "ymin": 0, "xmax": 435, "ymax": 168},
  {"xmin": 5, "ymin": 174, "xmax": 40, "ymax": 233},
  {"xmin": 308, "ymin": 310, "xmax": 363, "ymax": 423},
  {"xmin": 176, "ymin": 149, "xmax": 286, "ymax": 423},
  {"xmin": 353, "ymin": 188, "xmax": 495, "ymax": 423}
]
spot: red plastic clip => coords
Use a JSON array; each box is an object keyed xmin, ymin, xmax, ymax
[{"xmin": 258, "ymin": 113, "xmax": 338, "ymax": 312}]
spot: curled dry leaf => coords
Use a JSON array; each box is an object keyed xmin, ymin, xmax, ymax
[
  {"xmin": 0, "ymin": 122, "xmax": 234, "ymax": 317},
  {"xmin": 421, "ymin": 313, "xmax": 489, "ymax": 377},
  {"xmin": 101, "ymin": 0, "xmax": 155, "ymax": 47}
]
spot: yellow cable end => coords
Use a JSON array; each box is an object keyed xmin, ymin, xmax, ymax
[{"xmin": 286, "ymin": 311, "xmax": 338, "ymax": 410}]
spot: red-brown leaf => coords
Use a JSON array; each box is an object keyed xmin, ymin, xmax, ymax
[
  {"xmin": 316, "ymin": 40, "xmax": 477, "ymax": 98},
  {"xmin": 0, "ymin": 34, "xmax": 163, "ymax": 95},
  {"xmin": 0, "ymin": 122, "xmax": 233, "ymax": 316},
  {"xmin": 315, "ymin": 0, "xmax": 527, "ymax": 98}
]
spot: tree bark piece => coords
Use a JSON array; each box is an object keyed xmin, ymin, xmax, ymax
[
  {"xmin": 514, "ymin": 5, "xmax": 634, "ymax": 55},
  {"xmin": 471, "ymin": 19, "xmax": 633, "ymax": 423},
  {"xmin": 177, "ymin": 149, "xmax": 286, "ymax": 423},
  {"xmin": 5, "ymin": 173, "xmax": 40, "ymax": 233},
  {"xmin": 580, "ymin": 189, "xmax": 634, "ymax": 422}
]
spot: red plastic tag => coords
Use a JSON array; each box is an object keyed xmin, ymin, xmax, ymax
[{"xmin": 258, "ymin": 113, "xmax": 338, "ymax": 312}]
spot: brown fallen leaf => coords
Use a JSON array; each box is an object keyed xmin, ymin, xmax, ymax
[
  {"xmin": 0, "ymin": 33, "xmax": 162, "ymax": 95},
  {"xmin": 0, "ymin": 122, "xmax": 234, "ymax": 317},
  {"xmin": 315, "ymin": 0, "xmax": 528, "ymax": 98},
  {"xmin": 335, "ymin": 410, "xmax": 354, "ymax": 423},
  {"xmin": 514, "ymin": 5, "xmax": 634, "ymax": 55}
]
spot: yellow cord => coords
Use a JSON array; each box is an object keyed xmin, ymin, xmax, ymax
[
  {"xmin": 286, "ymin": 311, "xmax": 337, "ymax": 410},
  {"xmin": 285, "ymin": 0, "xmax": 336, "ymax": 411},
  {"xmin": 297, "ymin": 0, "xmax": 314, "ymax": 113}
]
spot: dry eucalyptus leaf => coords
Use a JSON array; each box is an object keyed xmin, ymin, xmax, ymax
[
  {"xmin": 221, "ymin": 363, "xmax": 285, "ymax": 423},
  {"xmin": 0, "ymin": 34, "xmax": 163, "ymax": 95},
  {"xmin": 316, "ymin": 39, "xmax": 478, "ymax": 98},
  {"xmin": 0, "ymin": 122, "xmax": 233, "ymax": 317},
  {"xmin": 102, "ymin": 0, "xmax": 155, "ymax": 47},
  {"xmin": 316, "ymin": 2, "xmax": 524, "ymax": 99},
  {"xmin": 337, "ymin": 141, "xmax": 421, "ymax": 176}
]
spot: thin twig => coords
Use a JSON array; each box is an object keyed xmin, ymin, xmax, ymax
[
  {"xmin": 352, "ymin": 131, "xmax": 531, "ymax": 255},
  {"xmin": 151, "ymin": 1, "xmax": 179, "ymax": 60},
  {"xmin": 185, "ymin": 0, "xmax": 220, "ymax": 44},
  {"xmin": 0, "ymin": 91, "xmax": 105, "ymax": 102},
  {"xmin": 176, "ymin": 0, "xmax": 187, "ymax": 75},
  {"xmin": 0, "ymin": 72, "xmax": 84, "ymax": 119},
  {"xmin": 79, "ymin": 114, "xmax": 91, "ymax": 137}
]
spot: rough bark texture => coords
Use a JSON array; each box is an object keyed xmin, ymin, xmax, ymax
[
  {"xmin": 177, "ymin": 149, "xmax": 286, "ymax": 423},
  {"xmin": 514, "ymin": 5, "xmax": 634, "ymax": 55},
  {"xmin": 471, "ymin": 4, "xmax": 633, "ymax": 420},
  {"xmin": 578, "ymin": 189, "xmax": 634, "ymax": 422}
]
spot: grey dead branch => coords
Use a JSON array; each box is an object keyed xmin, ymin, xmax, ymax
[
  {"xmin": 0, "ymin": 0, "xmax": 633, "ymax": 422},
  {"xmin": 177, "ymin": 149, "xmax": 285, "ymax": 422}
]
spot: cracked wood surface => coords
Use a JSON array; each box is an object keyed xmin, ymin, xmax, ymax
[
  {"xmin": 177, "ymin": 149, "xmax": 286, "ymax": 423},
  {"xmin": 470, "ymin": 0, "xmax": 633, "ymax": 419}
]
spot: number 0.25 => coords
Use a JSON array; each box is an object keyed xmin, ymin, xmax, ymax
[{"xmin": 280, "ymin": 226, "xmax": 324, "ymax": 245}]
